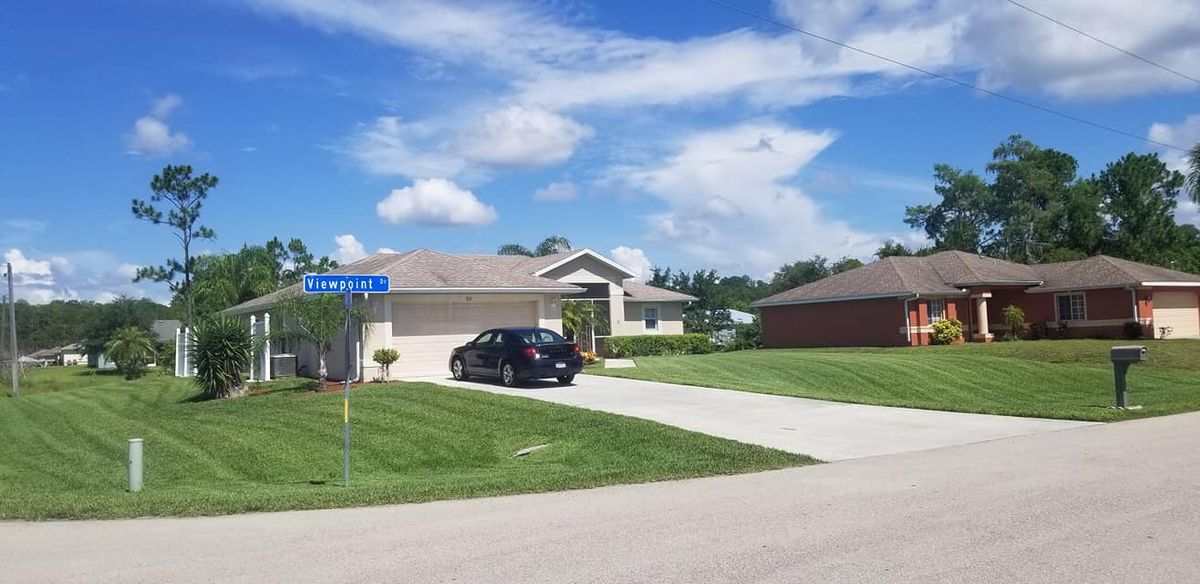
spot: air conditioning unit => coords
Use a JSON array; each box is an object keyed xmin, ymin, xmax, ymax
[{"xmin": 271, "ymin": 354, "xmax": 298, "ymax": 378}]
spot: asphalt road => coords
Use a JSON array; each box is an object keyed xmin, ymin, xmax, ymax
[
  {"xmin": 3, "ymin": 412, "xmax": 1198, "ymax": 583},
  {"xmin": 420, "ymin": 373, "xmax": 1095, "ymax": 460}
]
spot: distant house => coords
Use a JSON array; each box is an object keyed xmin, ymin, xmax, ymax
[
  {"xmin": 26, "ymin": 348, "xmax": 58, "ymax": 366},
  {"xmin": 713, "ymin": 309, "xmax": 756, "ymax": 345},
  {"xmin": 752, "ymin": 251, "xmax": 1200, "ymax": 348},
  {"xmin": 151, "ymin": 320, "xmax": 181, "ymax": 343},
  {"xmin": 57, "ymin": 343, "xmax": 86, "ymax": 366}
]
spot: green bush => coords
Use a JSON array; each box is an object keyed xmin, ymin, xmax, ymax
[
  {"xmin": 723, "ymin": 320, "xmax": 761, "ymax": 351},
  {"xmin": 104, "ymin": 326, "xmax": 156, "ymax": 379},
  {"xmin": 1123, "ymin": 321, "xmax": 1145, "ymax": 340},
  {"xmin": 930, "ymin": 317, "xmax": 963, "ymax": 345},
  {"xmin": 372, "ymin": 347, "xmax": 400, "ymax": 380},
  {"xmin": 1001, "ymin": 305, "xmax": 1026, "ymax": 340},
  {"xmin": 190, "ymin": 316, "xmax": 254, "ymax": 399},
  {"xmin": 157, "ymin": 339, "xmax": 176, "ymax": 373},
  {"xmin": 1029, "ymin": 321, "xmax": 1049, "ymax": 340},
  {"xmin": 604, "ymin": 334, "xmax": 715, "ymax": 358}
]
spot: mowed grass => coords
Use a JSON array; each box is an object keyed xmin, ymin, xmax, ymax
[
  {"xmin": 0, "ymin": 367, "xmax": 812, "ymax": 520},
  {"xmin": 592, "ymin": 340, "xmax": 1200, "ymax": 422}
]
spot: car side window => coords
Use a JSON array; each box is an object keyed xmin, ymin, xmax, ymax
[
  {"xmin": 494, "ymin": 332, "xmax": 510, "ymax": 345},
  {"xmin": 472, "ymin": 332, "xmax": 494, "ymax": 345}
]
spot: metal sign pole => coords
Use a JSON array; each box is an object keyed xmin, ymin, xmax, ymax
[{"xmin": 343, "ymin": 289, "xmax": 352, "ymax": 488}]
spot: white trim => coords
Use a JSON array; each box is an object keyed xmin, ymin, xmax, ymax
[
  {"xmin": 927, "ymin": 299, "xmax": 946, "ymax": 323},
  {"xmin": 1140, "ymin": 281, "xmax": 1200, "ymax": 287},
  {"xmin": 752, "ymin": 291, "xmax": 922, "ymax": 308},
  {"xmin": 1054, "ymin": 292, "xmax": 1087, "ymax": 322},
  {"xmin": 532, "ymin": 249, "xmax": 638, "ymax": 279}
]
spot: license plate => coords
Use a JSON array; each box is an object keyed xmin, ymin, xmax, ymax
[{"xmin": 555, "ymin": 362, "xmax": 566, "ymax": 369}]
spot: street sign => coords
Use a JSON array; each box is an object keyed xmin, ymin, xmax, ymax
[
  {"xmin": 303, "ymin": 274, "xmax": 390, "ymax": 294},
  {"xmin": 301, "ymin": 273, "xmax": 389, "ymax": 489}
]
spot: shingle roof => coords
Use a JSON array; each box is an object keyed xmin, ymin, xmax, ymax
[
  {"xmin": 1032, "ymin": 255, "xmax": 1200, "ymax": 292},
  {"xmin": 622, "ymin": 281, "xmax": 697, "ymax": 302},
  {"xmin": 752, "ymin": 250, "xmax": 1200, "ymax": 308},
  {"xmin": 223, "ymin": 248, "xmax": 687, "ymax": 315}
]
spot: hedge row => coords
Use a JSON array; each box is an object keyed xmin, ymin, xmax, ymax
[{"xmin": 603, "ymin": 334, "xmax": 715, "ymax": 358}]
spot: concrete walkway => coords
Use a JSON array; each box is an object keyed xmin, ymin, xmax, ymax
[
  {"xmin": 417, "ymin": 373, "xmax": 1095, "ymax": 460},
  {"xmin": 5, "ymin": 412, "xmax": 1196, "ymax": 584}
]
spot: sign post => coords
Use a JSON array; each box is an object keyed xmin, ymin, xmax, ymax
[{"xmin": 303, "ymin": 273, "xmax": 390, "ymax": 487}]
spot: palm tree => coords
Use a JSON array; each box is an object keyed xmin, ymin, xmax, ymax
[
  {"xmin": 497, "ymin": 235, "xmax": 573, "ymax": 257},
  {"xmin": 1187, "ymin": 142, "xmax": 1200, "ymax": 204},
  {"xmin": 271, "ymin": 293, "xmax": 371, "ymax": 389},
  {"xmin": 191, "ymin": 246, "xmax": 278, "ymax": 317},
  {"xmin": 561, "ymin": 301, "xmax": 609, "ymax": 350},
  {"xmin": 189, "ymin": 316, "xmax": 256, "ymax": 399},
  {"xmin": 104, "ymin": 326, "xmax": 156, "ymax": 378}
]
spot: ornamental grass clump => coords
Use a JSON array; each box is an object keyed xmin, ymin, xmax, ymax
[{"xmin": 190, "ymin": 316, "xmax": 254, "ymax": 399}]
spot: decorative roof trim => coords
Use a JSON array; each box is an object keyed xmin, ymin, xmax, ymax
[{"xmin": 532, "ymin": 248, "xmax": 638, "ymax": 279}]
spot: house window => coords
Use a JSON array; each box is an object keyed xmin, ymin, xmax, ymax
[
  {"xmin": 1056, "ymin": 293, "xmax": 1086, "ymax": 321},
  {"xmin": 927, "ymin": 299, "xmax": 945, "ymax": 323},
  {"xmin": 643, "ymin": 306, "xmax": 659, "ymax": 331}
]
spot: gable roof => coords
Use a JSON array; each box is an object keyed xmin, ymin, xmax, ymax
[
  {"xmin": 752, "ymin": 251, "xmax": 1200, "ymax": 308},
  {"xmin": 224, "ymin": 248, "xmax": 687, "ymax": 315},
  {"xmin": 622, "ymin": 280, "xmax": 697, "ymax": 302}
]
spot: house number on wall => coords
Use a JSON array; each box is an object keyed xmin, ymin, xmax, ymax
[{"xmin": 464, "ymin": 295, "xmax": 473, "ymax": 302}]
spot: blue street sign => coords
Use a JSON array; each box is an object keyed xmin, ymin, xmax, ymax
[{"xmin": 303, "ymin": 274, "xmax": 390, "ymax": 294}]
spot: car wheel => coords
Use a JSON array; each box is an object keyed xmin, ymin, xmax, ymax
[
  {"xmin": 556, "ymin": 374, "xmax": 575, "ymax": 385},
  {"xmin": 500, "ymin": 363, "xmax": 518, "ymax": 387},
  {"xmin": 451, "ymin": 357, "xmax": 468, "ymax": 381}
]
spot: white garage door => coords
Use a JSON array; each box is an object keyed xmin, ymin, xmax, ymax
[
  {"xmin": 1153, "ymin": 291, "xmax": 1200, "ymax": 339},
  {"xmin": 392, "ymin": 300, "xmax": 538, "ymax": 377}
]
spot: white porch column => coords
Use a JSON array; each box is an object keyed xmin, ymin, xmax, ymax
[
  {"xmin": 248, "ymin": 315, "xmax": 258, "ymax": 381},
  {"xmin": 262, "ymin": 312, "xmax": 272, "ymax": 381},
  {"xmin": 971, "ymin": 292, "xmax": 993, "ymax": 342},
  {"xmin": 174, "ymin": 327, "xmax": 184, "ymax": 377},
  {"xmin": 607, "ymin": 283, "xmax": 625, "ymax": 337}
]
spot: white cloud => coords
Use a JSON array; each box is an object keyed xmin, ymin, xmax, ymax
[
  {"xmin": 1, "ymin": 249, "xmax": 159, "ymax": 303},
  {"xmin": 375, "ymin": 178, "xmax": 498, "ymax": 226},
  {"xmin": 127, "ymin": 94, "xmax": 191, "ymax": 156},
  {"xmin": 332, "ymin": 234, "xmax": 368, "ymax": 263},
  {"xmin": 610, "ymin": 246, "xmax": 652, "ymax": 283},
  {"xmin": 622, "ymin": 121, "xmax": 879, "ymax": 274},
  {"xmin": 344, "ymin": 116, "xmax": 468, "ymax": 178},
  {"xmin": 116, "ymin": 263, "xmax": 142, "ymax": 280},
  {"xmin": 1149, "ymin": 114, "xmax": 1200, "ymax": 172},
  {"xmin": 377, "ymin": 247, "xmax": 400, "ymax": 254},
  {"xmin": 533, "ymin": 180, "xmax": 578, "ymax": 202},
  {"xmin": 458, "ymin": 105, "xmax": 592, "ymax": 167}
]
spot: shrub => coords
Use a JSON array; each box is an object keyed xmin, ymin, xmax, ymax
[
  {"xmin": 1122, "ymin": 321, "xmax": 1145, "ymax": 340},
  {"xmin": 724, "ymin": 320, "xmax": 762, "ymax": 351},
  {"xmin": 157, "ymin": 339, "xmax": 176, "ymax": 373},
  {"xmin": 1001, "ymin": 305, "xmax": 1026, "ymax": 340},
  {"xmin": 929, "ymin": 317, "xmax": 963, "ymax": 345},
  {"xmin": 104, "ymin": 326, "xmax": 156, "ymax": 379},
  {"xmin": 190, "ymin": 316, "xmax": 254, "ymax": 399},
  {"xmin": 604, "ymin": 334, "xmax": 715, "ymax": 358},
  {"xmin": 372, "ymin": 348, "xmax": 400, "ymax": 380},
  {"xmin": 1029, "ymin": 321, "xmax": 1049, "ymax": 340}
]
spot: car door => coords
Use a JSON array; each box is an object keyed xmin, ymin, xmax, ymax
[
  {"xmin": 464, "ymin": 331, "xmax": 494, "ymax": 374},
  {"xmin": 479, "ymin": 331, "xmax": 508, "ymax": 373}
]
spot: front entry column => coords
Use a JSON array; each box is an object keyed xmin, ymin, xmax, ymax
[{"xmin": 971, "ymin": 291, "xmax": 993, "ymax": 343}]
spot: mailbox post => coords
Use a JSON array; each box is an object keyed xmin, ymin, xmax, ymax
[{"xmin": 1110, "ymin": 345, "xmax": 1147, "ymax": 409}]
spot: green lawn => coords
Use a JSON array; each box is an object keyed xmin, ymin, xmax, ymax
[
  {"xmin": 591, "ymin": 340, "xmax": 1200, "ymax": 422},
  {"xmin": 0, "ymin": 367, "xmax": 812, "ymax": 520}
]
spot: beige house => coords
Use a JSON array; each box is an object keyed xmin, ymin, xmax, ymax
[{"xmin": 225, "ymin": 248, "xmax": 694, "ymax": 379}]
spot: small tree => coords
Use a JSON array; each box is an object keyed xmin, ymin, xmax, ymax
[
  {"xmin": 271, "ymin": 294, "xmax": 371, "ymax": 389},
  {"xmin": 131, "ymin": 165, "xmax": 219, "ymax": 327},
  {"xmin": 190, "ymin": 316, "xmax": 254, "ymax": 399},
  {"xmin": 497, "ymin": 235, "xmax": 572, "ymax": 257},
  {"xmin": 104, "ymin": 326, "xmax": 156, "ymax": 378},
  {"xmin": 372, "ymin": 348, "xmax": 399, "ymax": 381},
  {"xmin": 1001, "ymin": 305, "xmax": 1027, "ymax": 340},
  {"xmin": 561, "ymin": 301, "xmax": 609, "ymax": 350}
]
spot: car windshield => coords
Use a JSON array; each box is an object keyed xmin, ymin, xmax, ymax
[{"xmin": 514, "ymin": 328, "xmax": 565, "ymax": 344}]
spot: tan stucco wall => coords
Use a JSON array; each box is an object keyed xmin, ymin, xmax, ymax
[{"xmin": 621, "ymin": 301, "xmax": 685, "ymax": 335}]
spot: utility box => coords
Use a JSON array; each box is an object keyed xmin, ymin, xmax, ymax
[
  {"xmin": 1110, "ymin": 345, "xmax": 1147, "ymax": 409},
  {"xmin": 271, "ymin": 354, "xmax": 298, "ymax": 378}
]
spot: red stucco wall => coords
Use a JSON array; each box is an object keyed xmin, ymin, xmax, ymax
[{"xmin": 761, "ymin": 297, "xmax": 909, "ymax": 348}]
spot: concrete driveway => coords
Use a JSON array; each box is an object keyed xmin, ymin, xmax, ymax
[{"xmin": 416, "ymin": 373, "xmax": 1095, "ymax": 461}]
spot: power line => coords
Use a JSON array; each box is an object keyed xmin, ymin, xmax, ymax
[
  {"xmin": 1003, "ymin": 0, "xmax": 1200, "ymax": 86},
  {"xmin": 701, "ymin": 0, "xmax": 1188, "ymax": 152}
]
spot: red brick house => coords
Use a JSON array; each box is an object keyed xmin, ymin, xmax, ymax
[{"xmin": 751, "ymin": 251, "xmax": 1200, "ymax": 348}]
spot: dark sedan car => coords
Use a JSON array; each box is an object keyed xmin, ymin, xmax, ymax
[{"xmin": 449, "ymin": 327, "xmax": 584, "ymax": 386}]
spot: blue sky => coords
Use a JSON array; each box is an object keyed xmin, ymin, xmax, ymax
[{"xmin": 1, "ymin": 0, "xmax": 1198, "ymax": 303}]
